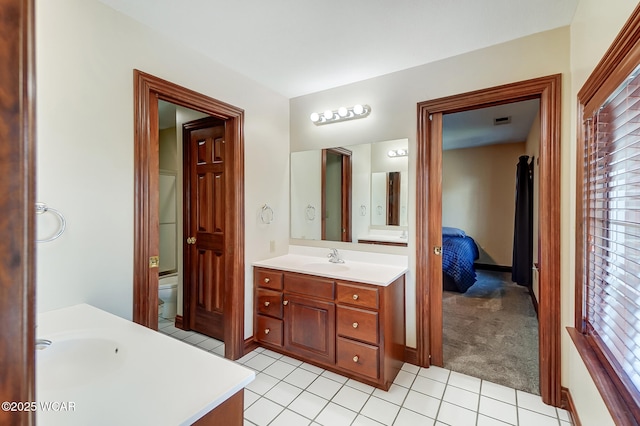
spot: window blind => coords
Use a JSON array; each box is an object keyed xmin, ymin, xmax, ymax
[{"xmin": 584, "ymin": 65, "xmax": 640, "ymax": 402}]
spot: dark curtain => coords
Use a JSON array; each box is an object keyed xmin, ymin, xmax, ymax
[{"xmin": 512, "ymin": 155, "xmax": 533, "ymax": 287}]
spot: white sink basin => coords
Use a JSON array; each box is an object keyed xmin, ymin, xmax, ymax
[
  {"xmin": 37, "ymin": 334, "xmax": 126, "ymax": 390},
  {"xmin": 302, "ymin": 262, "xmax": 350, "ymax": 273}
]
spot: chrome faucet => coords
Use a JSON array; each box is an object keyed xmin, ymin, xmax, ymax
[{"xmin": 328, "ymin": 248, "xmax": 345, "ymax": 263}]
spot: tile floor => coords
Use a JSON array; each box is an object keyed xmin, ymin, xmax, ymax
[{"xmin": 159, "ymin": 317, "xmax": 573, "ymax": 426}]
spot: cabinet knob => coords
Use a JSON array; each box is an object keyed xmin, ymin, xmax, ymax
[
  {"xmin": 264, "ymin": 277, "xmax": 270, "ymax": 283},
  {"xmin": 353, "ymin": 355, "xmax": 359, "ymax": 363},
  {"xmin": 283, "ymin": 300, "xmax": 289, "ymax": 306},
  {"xmin": 352, "ymin": 322, "xmax": 359, "ymax": 328},
  {"xmin": 352, "ymin": 294, "xmax": 359, "ymax": 300},
  {"xmin": 264, "ymin": 328, "xmax": 270, "ymax": 335},
  {"xmin": 264, "ymin": 301, "xmax": 270, "ymax": 307}
]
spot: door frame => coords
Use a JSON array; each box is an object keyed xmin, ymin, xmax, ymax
[
  {"xmin": 415, "ymin": 74, "xmax": 562, "ymax": 406},
  {"xmin": 0, "ymin": 0, "xmax": 36, "ymax": 423},
  {"xmin": 133, "ymin": 70, "xmax": 246, "ymax": 360},
  {"xmin": 321, "ymin": 147, "xmax": 352, "ymax": 242}
]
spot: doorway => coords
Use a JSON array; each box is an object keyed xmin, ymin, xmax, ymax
[
  {"xmin": 321, "ymin": 147, "xmax": 352, "ymax": 242},
  {"xmin": 133, "ymin": 70, "xmax": 246, "ymax": 360},
  {"xmin": 415, "ymin": 75, "xmax": 562, "ymax": 406}
]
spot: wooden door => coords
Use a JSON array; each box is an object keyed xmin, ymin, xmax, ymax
[
  {"xmin": 284, "ymin": 294, "xmax": 336, "ymax": 364},
  {"xmin": 184, "ymin": 116, "xmax": 227, "ymax": 341}
]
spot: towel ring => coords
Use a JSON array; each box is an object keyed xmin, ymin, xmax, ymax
[
  {"xmin": 305, "ymin": 204, "xmax": 316, "ymax": 221},
  {"xmin": 36, "ymin": 202, "xmax": 66, "ymax": 243},
  {"xmin": 260, "ymin": 204, "xmax": 274, "ymax": 224}
]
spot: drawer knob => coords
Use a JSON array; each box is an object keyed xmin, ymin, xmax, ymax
[
  {"xmin": 352, "ymin": 322, "xmax": 359, "ymax": 328},
  {"xmin": 264, "ymin": 301, "xmax": 270, "ymax": 307},
  {"xmin": 283, "ymin": 300, "xmax": 289, "ymax": 306},
  {"xmin": 352, "ymin": 294, "xmax": 359, "ymax": 300},
  {"xmin": 353, "ymin": 355, "xmax": 359, "ymax": 363},
  {"xmin": 264, "ymin": 277, "xmax": 270, "ymax": 283},
  {"xmin": 264, "ymin": 328, "xmax": 270, "ymax": 334}
]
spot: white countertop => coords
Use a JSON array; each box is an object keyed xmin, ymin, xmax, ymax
[
  {"xmin": 36, "ymin": 304, "xmax": 254, "ymax": 425},
  {"xmin": 253, "ymin": 253, "xmax": 408, "ymax": 286}
]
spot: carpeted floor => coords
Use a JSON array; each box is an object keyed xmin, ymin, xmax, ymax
[{"xmin": 442, "ymin": 270, "xmax": 540, "ymax": 394}]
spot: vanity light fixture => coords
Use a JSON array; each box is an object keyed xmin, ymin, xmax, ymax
[
  {"xmin": 387, "ymin": 148, "xmax": 408, "ymax": 158},
  {"xmin": 310, "ymin": 104, "xmax": 371, "ymax": 125}
]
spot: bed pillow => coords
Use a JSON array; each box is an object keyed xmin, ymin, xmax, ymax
[{"xmin": 442, "ymin": 227, "xmax": 466, "ymax": 237}]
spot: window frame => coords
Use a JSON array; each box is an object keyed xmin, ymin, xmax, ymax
[{"xmin": 573, "ymin": 4, "xmax": 640, "ymax": 425}]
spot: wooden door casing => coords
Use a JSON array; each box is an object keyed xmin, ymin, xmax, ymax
[
  {"xmin": 321, "ymin": 147, "xmax": 352, "ymax": 242},
  {"xmin": 184, "ymin": 117, "xmax": 227, "ymax": 341},
  {"xmin": 416, "ymin": 74, "xmax": 562, "ymax": 406},
  {"xmin": 0, "ymin": 0, "xmax": 36, "ymax": 424},
  {"xmin": 133, "ymin": 70, "xmax": 245, "ymax": 360}
]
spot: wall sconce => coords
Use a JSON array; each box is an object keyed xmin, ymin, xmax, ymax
[
  {"xmin": 310, "ymin": 104, "xmax": 371, "ymax": 125},
  {"xmin": 387, "ymin": 148, "xmax": 408, "ymax": 158}
]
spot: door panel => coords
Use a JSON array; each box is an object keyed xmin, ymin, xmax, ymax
[
  {"xmin": 284, "ymin": 294, "xmax": 336, "ymax": 364},
  {"xmin": 185, "ymin": 117, "xmax": 227, "ymax": 341}
]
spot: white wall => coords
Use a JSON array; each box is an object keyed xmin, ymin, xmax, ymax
[
  {"xmin": 442, "ymin": 142, "xmax": 525, "ymax": 267},
  {"xmin": 35, "ymin": 0, "xmax": 290, "ymax": 341},
  {"xmin": 566, "ymin": 1, "xmax": 640, "ymax": 424},
  {"xmin": 291, "ymin": 27, "xmax": 571, "ymax": 349}
]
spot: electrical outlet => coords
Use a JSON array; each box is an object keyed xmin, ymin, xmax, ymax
[{"xmin": 269, "ymin": 240, "xmax": 276, "ymax": 253}]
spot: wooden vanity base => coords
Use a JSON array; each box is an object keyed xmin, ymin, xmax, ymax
[{"xmin": 254, "ymin": 267, "xmax": 405, "ymax": 390}]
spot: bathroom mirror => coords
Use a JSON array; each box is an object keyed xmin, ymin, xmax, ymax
[{"xmin": 290, "ymin": 138, "xmax": 408, "ymax": 242}]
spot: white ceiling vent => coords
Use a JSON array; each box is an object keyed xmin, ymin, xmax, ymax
[{"xmin": 494, "ymin": 116, "xmax": 512, "ymax": 125}]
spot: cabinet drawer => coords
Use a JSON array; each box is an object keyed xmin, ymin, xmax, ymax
[
  {"xmin": 336, "ymin": 337, "xmax": 379, "ymax": 380},
  {"xmin": 336, "ymin": 282, "xmax": 379, "ymax": 309},
  {"xmin": 255, "ymin": 268, "xmax": 283, "ymax": 290},
  {"xmin": 256, "ymin": 315, "xmax": 283, "ymax": 347},
  {"xmin": 337, "ymin": 306, "xmax": 378, "ymax": 345},
  {"xmin": 256, "ymin": 289, "xmax": 283, "ymax": 319},
  {"xmin": 284, "ymin": 274, "xmax": 334, "ymax": 300}
]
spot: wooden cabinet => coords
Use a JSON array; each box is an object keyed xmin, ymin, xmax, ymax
[{"xmin": 254, "ymin": 267, "xmax": 405, "ymax": 390}]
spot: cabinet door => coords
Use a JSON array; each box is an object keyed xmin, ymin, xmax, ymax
[{"xmin": 284, "ymin": 294, "xmax": 335, "ymax": 364}]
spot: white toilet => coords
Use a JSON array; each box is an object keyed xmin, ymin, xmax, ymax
[{"xmin": 159, "ymin": 274, "xmax": 178, "ymax": 319}]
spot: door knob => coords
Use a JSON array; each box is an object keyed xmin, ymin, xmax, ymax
[{"xmin": 187, "ymin": 236, "xmax": 197, "ymax": 245}]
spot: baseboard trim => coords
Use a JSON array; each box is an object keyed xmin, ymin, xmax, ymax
[
  {"xmin": 404, "ymin": 346, "xmax": 418, "ymax": 366},
  {"xmin": 474, "ymin": 263, "xmax": 512, "ymax": 273},
  {"xmin": 244, "ymin": 337, "xmax": 258, "ymax": 357},
  {"xmin": 561, "ymin": 387, "xmax": 582, "ymax": 426},
  {"xmin": 174, "ymin": 315, "xmax": 184, "ymax": 329}
]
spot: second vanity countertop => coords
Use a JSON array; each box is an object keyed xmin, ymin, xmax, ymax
[
  {"xmin": 253, "ymin": 251, "xmax": 408, "ymax": 286},
  {"xmin": 36, "ymin": 304, "xmax": 254, "ymax": 425}
]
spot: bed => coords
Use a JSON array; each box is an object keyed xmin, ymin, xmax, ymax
[{"xmin": 442, "ymin": 227, "xmax": 480, "ymax": 293}]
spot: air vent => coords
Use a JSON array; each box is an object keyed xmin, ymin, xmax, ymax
[{"xmin": 494, "ymin": 116, "xmax": 511, "ymax": 125}]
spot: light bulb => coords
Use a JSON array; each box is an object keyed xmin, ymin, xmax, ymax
[
  {"xmin": 397, "ymin": 149, "xmax": 407, "ymax": 156},
  {"xmin": 388, "ymin": 150, "xmax": 397, "ymax": 157},
  {"xmin": 338, "ymin": 107, "xmax": 348, "ymax": 117},
  {"xmin": 324, "ymin": 110, "xmax": 334, "ymax": 121},
  {"xmin": 310, "ymin": 112, "xmax": 320, "ymax": 122},
  {"xmin": 353, "ymin": 104, "xmax": 364, "ymax": 115}
]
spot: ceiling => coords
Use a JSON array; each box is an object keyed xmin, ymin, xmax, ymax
[
  {"xmin": 98, "ymin": 0, "xmax": 578, "ymax": 98},
  {"xmin": 443, "ymin": 99, "xmax": 540, "ymax": 150}
]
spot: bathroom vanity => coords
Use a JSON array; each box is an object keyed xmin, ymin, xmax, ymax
[
  {"xmin": 253, "ymin": 252, "xmax": 406, "ymax": 390},
  {"xmin": 36, "ymin": 304, "xmax": 254, "ymax": 425}
]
